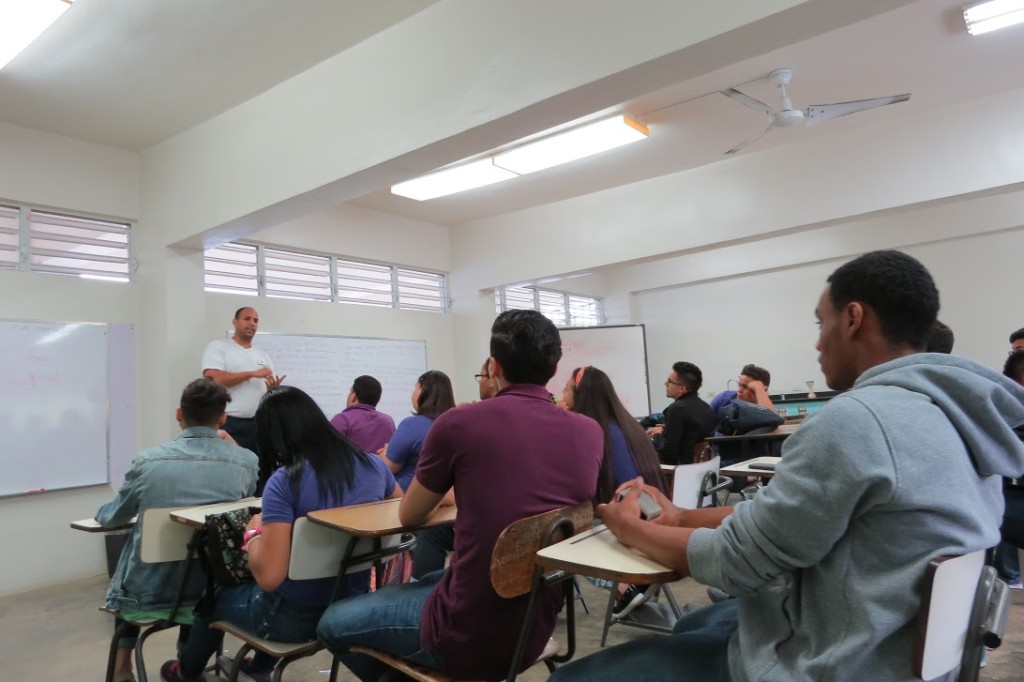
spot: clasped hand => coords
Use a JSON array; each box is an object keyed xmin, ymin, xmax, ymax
[{"xmin": 598, "ymin": 477, "xmax": 679, "ymax": 538}]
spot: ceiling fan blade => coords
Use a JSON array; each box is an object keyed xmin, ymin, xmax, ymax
[
  {"xmin": 721, "ymin": 88, "xmax": 776, "ymax": 115},
  {"xmin": 724, "ymin": 119, "xmax": 773, "ymax": 156},
  {"xmin": 804, "ymin": 94, "xmax": 910, "ymax": 127}
]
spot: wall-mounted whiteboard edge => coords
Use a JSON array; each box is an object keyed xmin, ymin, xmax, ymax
[
  {"xmin": 549, "ymin": 325, "xmax": 651, "ymax": 418},
  {"xmin": 108, "ymin": 323, "xmax": 137, "ymax": 488},
  {"xmin": 243, "ymin": 331, "xmax": 429, "ymax": 426}
]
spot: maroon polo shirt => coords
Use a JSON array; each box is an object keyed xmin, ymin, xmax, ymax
[
  {"xmin": 329, "ymin": 403, "xmax": 396, "ymax": 454},
  {"xmin": 416, "ymin": 383, "xmax": 603, "ymax": 680}
]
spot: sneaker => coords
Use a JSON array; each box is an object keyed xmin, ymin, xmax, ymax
[
  {"xmin": 612, "ymin": 584, "xmax": 651, "ymax": 620},
  {"xmin": 160, "ymin": 660, "xmax": 205, "ymax": 682},
  {"xmin": 216, "ymin": 654, "xmax": 271, "ymax": 682},
  {"xmin": 1008, "ymin": 581, "xmax": 1023, "ymax": 591}
]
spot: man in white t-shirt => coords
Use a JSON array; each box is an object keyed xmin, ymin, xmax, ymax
[{"xmin": 201, "ymin": 306, "xmax": 285, "ymax": 489}]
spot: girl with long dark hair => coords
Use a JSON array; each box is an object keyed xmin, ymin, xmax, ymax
[
  {"xmin": 563, "ymin": 366, "xmax": 666, "ymax": 503},
  {"xmin": 162, "ymin": 386, "xmax": 399, "ymax": 682},
  {"xmin": 563, "ymin": 365, "xmax": 667, "ymax": 620}
]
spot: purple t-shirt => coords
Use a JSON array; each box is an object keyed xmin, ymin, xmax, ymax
[
  {"xmin": 416, "ymin": 384, "xmax": 603, "ymax": 680},
  {"xmin": 387, "ymin": 414, "xmax": 434, "ymax": 492},
  {"xmin": 329, "ymin": 404, "xmax": 396, "ymax": 454},
  {"xmin": 261, "ymin": 456, "xmax": 396, "ymax": 606}
]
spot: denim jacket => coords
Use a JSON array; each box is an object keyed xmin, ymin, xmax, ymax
[{"xmin": 97, "ymin": 426, "xmax": 259, "ymax": 612}]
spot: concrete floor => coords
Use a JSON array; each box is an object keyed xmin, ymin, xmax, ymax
[{"xmin": 2, "ymin": 571, "xmax": 1022, "ymax": 681}]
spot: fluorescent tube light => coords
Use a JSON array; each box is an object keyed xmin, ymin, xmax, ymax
[
  {"xmin": 389, "ymin": 113, "xmax": 648, "ymax": 201},
  {"xmin": 0, "ymin": 0, "xmax": 73, "ymax": 70},
  {"xmin": 963, "ymin": 0, "xmax": 1024, "ymax": 35},
  {"xmin": 493, "ymin": 115, "xmax": 649, "ymax": 175},
  {"xmin": 391, "ymin": 159, "xmax": 519, "ymax": 201}
]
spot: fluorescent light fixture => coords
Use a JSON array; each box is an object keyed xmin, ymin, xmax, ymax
[
  {"xmin": 0, "ymin": 0, "xmax": 73, "ymax": 70},
  {"xmin": 391, "ymin": 159, "xmax": 518, "ymax": 201},
  {"xmin": 963, "ymin": 0, "xmax": 1024, "ymax": 35},
  {"xmin": 493, "ymin": 114, "xmax": 649, "ymax": 175},
  {"xmin": 390, "ymin": 113, "xmax": 649, "ymax": 201}
]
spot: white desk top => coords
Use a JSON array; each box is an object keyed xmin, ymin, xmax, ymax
[
  {"xmin": 168, "ymin": 497, "xmax": 261, "ymax": 528},
  {"xmin": 719, "ymin": 456, "xmax": 782, "ymax": 478},
  {"xmin": 71, "ymin": 517, "xmax": 136, "ymax": 532},
  {"xmin": 535, "ymin": 525, "xmax": 679, "ymax": 584}
]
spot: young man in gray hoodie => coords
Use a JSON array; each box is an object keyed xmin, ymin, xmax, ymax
[{"xmin": 552, "ymin": 250, "xmax": 1024, "ymax": 682}]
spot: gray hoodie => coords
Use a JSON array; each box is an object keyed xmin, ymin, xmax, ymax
[{"xmin": 688, "ymin": 354, "xmax": 1024, "ymax": 682}]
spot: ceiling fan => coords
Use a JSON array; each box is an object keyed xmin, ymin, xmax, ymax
[{"xmin": 720, "ymin": 68, "xmax": 910, "ymax": 155}]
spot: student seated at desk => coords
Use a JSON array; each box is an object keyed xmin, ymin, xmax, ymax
[
  {"xmin": 329, "ymin": 374, "xmax": 396, "ymax": 454},
  {"xmin": 318, "ymin": 310, "xmax": 603, "ymax": 681},
  {"xmin": 549, "ymin": 251, "xmax": 1024, "ymax": 682},
  {"xmin": 96, "ymin": 378, "xmax": 259, "ymax": 682},
  {"xmin": 379, "ymin": 370, "xmax": 455, "ymax": 492},
  {"xmin": 563, "ymin": 365, "xmax": 667, "ymax": 618},
  {"xmin": 161, "ymin": 385, "xmax": 399, "ymax": 682},
  {"xmin": 410, "ymin": 361, "xmax": 494, "ymax": 580}
]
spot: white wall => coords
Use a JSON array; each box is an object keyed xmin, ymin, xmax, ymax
[
  {"xmin": 0, "ymin": 124, "xmax": 141, "ymax": 596},
  {"xmin": 250, "ymin": 203, "xmax": 451, "ymax": 272},
  {"xmin": 634, "ymin": 228, "xmax": 1024, "ymax": 409}
]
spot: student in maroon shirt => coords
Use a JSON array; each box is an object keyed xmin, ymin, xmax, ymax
[
  {"xmin": 319, "ymin": 310, "xmax": 604, "ymax": 681},
  {"xmin": 329, "ymin": 375, "xmax": 396, "ymax": 453}
]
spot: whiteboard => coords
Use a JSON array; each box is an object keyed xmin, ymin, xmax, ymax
[
  {"xmin": 252, "ymin": 333, "xmax": 428, "ymax": 425},
  {"xmin": 0, "ymin": 320, "xmax": 110, "ymax": 495},
  {"xmin": 547, "ymin": 325, "xmax": 651, "ymax": 418}
]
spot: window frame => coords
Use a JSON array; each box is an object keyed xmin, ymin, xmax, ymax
[{"xmin": 203, "ymin": 241, "xmax": 449, "ymax": 313}]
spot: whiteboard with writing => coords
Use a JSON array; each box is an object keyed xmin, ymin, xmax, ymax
[
  {"xmin": 0, "ymin": 320, "xmax": 109, "ymax": 496},
  {"xmin": 253, "ymin": 333, "xmax": 428, "ymax": 425},
  {"xmin": 547, "ymin": 325, "xmax": 651, "ymax": 418}
]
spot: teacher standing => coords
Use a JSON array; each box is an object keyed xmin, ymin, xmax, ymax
[{"xmin": 202, "ymin": 306, "xmax": 285, "ymax": 491}]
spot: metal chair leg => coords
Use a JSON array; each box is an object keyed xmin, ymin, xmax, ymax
[
  {"xmin": 135, "ymin": 622, "xmax": 176, "ymax": 682},
  {"xmin": 600, "ymin": 584, "xmax": 618, "ymax": 647},
  {"xmin": 106, "ymin": 620, "xmax": 130, "ymax": 682},
  {"xmin": 573, "ymin": 577, "xmax": 589, "ymax": 615}
]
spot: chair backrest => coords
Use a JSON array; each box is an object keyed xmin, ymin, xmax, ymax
[
  {"xmin": 672, "ymin": 457, "xmax": 720, "ymax": 510},
  {"xmin": 140, "ymin": 507, "xmax": 194, "ymax": 563},
  {"xmin": 913, "ymin": 549, "xmax": 986, "ymax": 680},
  {"xmin": 287, "ymin": 517, "xmax": 403, "ymax": 580},
  {"xmin": 490, "ymin": 501, "xmax": 593, "ymax": 599}
]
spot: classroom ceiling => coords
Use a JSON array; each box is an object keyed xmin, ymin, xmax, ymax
[
  {"xmin": 0, "ymin": 0, "xmax": 438, "ymax": 150},
  {"xmin": 347, "ymin": 0, "xmax": 1024, "ymax": 225},
  {"xmin": 1, "ymin": 0, "xmax": 1023, "ymax": 228}
]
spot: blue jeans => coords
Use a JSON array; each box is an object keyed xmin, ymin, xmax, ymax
[
  {"xmin": 411, "ymin": 526, "xmax": 454, "ymax": 580},
  {"xmin": 178, "ymin": 583, "xmax": 324, "ymax": 677},
  {"xmin": 549, "ymin": 598, "xmax": 737, "ymax": 682},
  {"xmin": 318, "ymin": 570, "xmax": 446, "ymax": 682}
]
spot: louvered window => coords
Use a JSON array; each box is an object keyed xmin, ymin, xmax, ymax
[
  {"xmin": 397, "ymin": 268, "xmax": 447, "ymax": 312},
  {"xmin": 538, "ymin": 289, "xmax": 569, "ymax": 326},
  {"xmin": 203, "ymin": 242, "xmax": 448, "ymax": 312},
  {"xmin": 0, "ymin": 205, "xmax": 18, "ymax": 270},
  {"xmin": 568, "ymin": 294, "xmax": 603, "ymax": 326},
  {"xmin": 503, "ymin": 286, "xmax": 538, "ymax": 311},
  {"xmin": 28, "ymin": 210, "xmax": 131, "ymax": 281},
  {"xmin": 495, "ymin": 286, "xmax": 603, "ymax": 327},
  {"xmin": 204, "ymin": 243, "xmax": 258, "ymax": 295},
  {"xmin": 336, "ymin": 259, "xmax": 394, "ymax": 307},
  {"xmin": 265, "ymin": 248, "xmax": 332, "ymax": 301}
]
